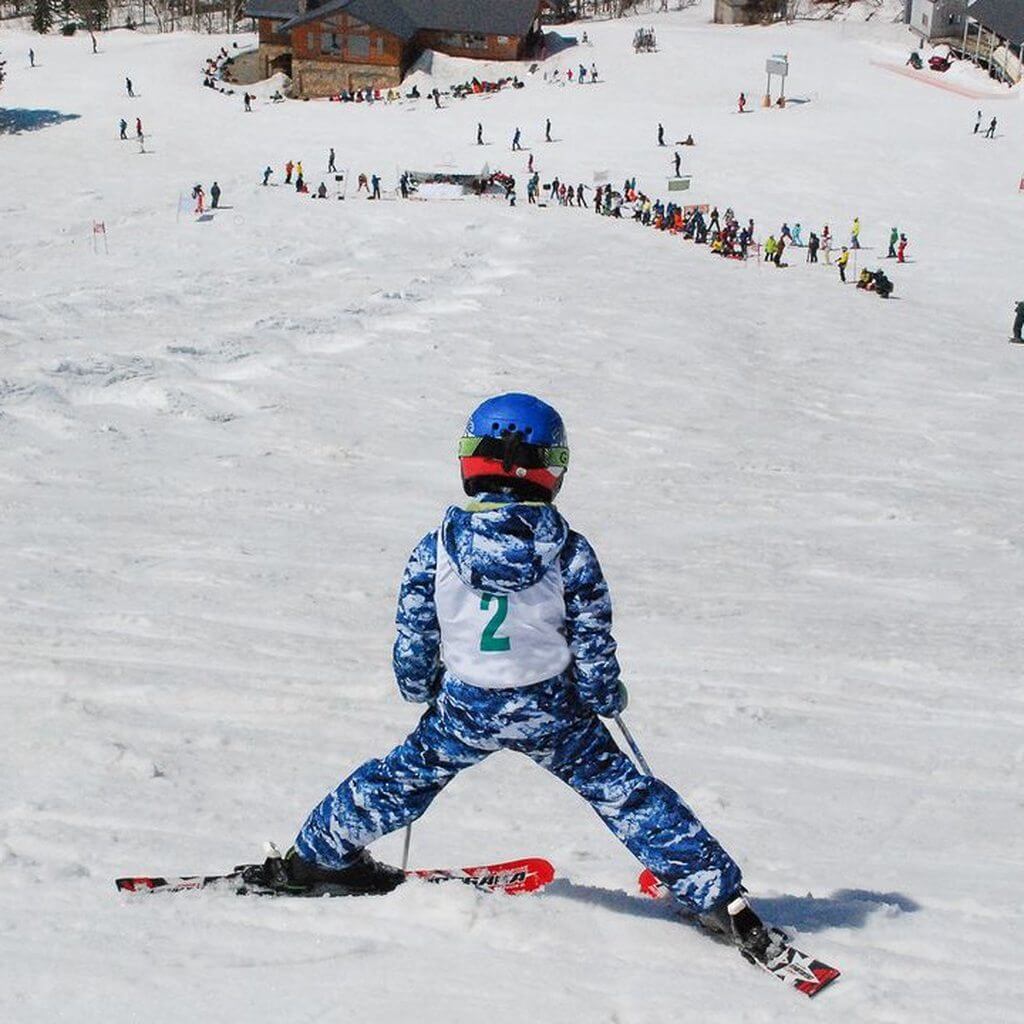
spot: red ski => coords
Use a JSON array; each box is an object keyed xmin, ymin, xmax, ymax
[
  {"xmin": 115, "ymin": 857, "xmax": 554, "ymax": 898},
  {"xmin": 638, "ymin": 869, "xmax": 841, "ymax": 998}
]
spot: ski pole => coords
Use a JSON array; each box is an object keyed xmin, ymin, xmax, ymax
[
  {"xmin": 401, "ymin": 823, "xmax": 412, "ymax": 871},
  {"xmin": 613, "ymin": 713, "xmax": 653, "ymax": 776}
]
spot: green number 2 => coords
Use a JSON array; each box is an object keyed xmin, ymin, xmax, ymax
[{"xmin": 479, "ymin": 593, "xmax": 511, "ymax": 652}]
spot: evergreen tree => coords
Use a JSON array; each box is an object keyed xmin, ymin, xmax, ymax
[{"xmin": 32, "ymin": 0, "xmax": 54, "ymax": 34}]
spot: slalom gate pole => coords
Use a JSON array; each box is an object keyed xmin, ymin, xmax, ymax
[
  {"xmin": 613, "ymin": 713, "xmax": 653, "ymax": 776},
  {"xmin": 401, "ymin": 823, "xmax": 412, "ymax": 871}
]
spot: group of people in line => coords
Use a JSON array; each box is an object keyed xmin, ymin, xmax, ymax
[
  {"xmin": 327, "ymin": 74, "xmax": 523, "ymax": 106},
  {"xmin": 530, "ymin": 171, "xmax": 909, "ymax": 297}
]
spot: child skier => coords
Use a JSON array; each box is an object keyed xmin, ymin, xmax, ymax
[{"xmin": 246, "ymin": 394, "xmax": 769, "ymax": 953}]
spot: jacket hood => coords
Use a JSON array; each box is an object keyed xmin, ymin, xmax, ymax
[{"xmin": 440, "ymin": 498, "xmax": 569, "ymax": 594}]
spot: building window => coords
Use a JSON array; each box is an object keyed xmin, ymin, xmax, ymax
[
  {"xmin": 348, "ymin": 35, "xmax": 370, "ymax": 58},
  {"xmin": 439, "ymin": 32, "xmax": 488, "ymax": 50},
  {"xmin": 498, "ymin": 35, "xmax": 509, "ymax": 44},
  {"xmin": 375, "ymin": 36, "xmax": 384, "ymax": 55},
  {"xmin": 322, "ymin": 32, "xmax": 342, "ymax": 55}
]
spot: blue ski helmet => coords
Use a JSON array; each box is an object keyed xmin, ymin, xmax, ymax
[{"xmin": 459, "ymin": 393, "xmax": 569, "ymax": 500}]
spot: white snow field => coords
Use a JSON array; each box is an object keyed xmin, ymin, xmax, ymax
[{"xmin": 2, "ymin": 5, "xmax": 1024, "ymax": 1022}]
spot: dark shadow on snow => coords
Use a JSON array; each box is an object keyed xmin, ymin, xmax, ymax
[
  {"xmin": 545, "ymin": 879, "xmax": 919, "ymax": 934},
  {"xmin": 0, "ymin": 108, "xmax": 81, "ymax": 134}
]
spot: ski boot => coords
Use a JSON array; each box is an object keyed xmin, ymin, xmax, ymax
[
  {"xmin": 241, "ymin": 843, "xmax": 406, "ymax": 897},
  {"xmin": 699, "ymin": 891, "xmax": 781, "ymax": 963}
]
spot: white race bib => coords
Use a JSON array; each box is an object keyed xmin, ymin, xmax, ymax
[{"xmin": 434, "ymin": 538, "xmax": 571, "ymax": 688}]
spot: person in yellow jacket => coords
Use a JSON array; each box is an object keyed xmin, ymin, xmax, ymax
[
  {"xmin": 763, "ymin": 234, "xmax": 777, "ymax": 262},
  {"xmin": 837, "ymin": 246, "xmax": 851, "ymax": 282},
  {"xmin": 850, "ymin": 217, "xmax": 861, "ymax": 249}
]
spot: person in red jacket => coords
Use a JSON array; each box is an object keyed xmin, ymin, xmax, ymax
[
  {"xmin": 897, "ymin": 233, "xmax": 908, "ymax": 263},
  {"xmin": 738, "ymin": 91, "xmax": 746, "ymax": 113}
]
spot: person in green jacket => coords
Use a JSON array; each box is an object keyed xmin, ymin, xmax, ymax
[{"xmin": 887, "ymin": 226, "xmax": 898, "ymax": 258}]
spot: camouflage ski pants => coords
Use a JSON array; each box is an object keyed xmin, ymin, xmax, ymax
[{"xmin": 294, "ymin": 675, "xmax": 742, "ymax": 913}]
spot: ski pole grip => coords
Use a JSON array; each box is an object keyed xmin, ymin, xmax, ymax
[{"xmin": 614, "ymin": 713, "xmax": 653, "ymax": 776}]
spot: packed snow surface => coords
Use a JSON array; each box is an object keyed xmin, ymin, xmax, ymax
[{"xmin": 2, "ymin": 6, "xmax": 1023, "ymax": 1022}]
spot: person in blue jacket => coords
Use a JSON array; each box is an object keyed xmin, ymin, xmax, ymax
[{"xmin": 252, "ymin": 394, "xmax": 766, "ymax": 950}]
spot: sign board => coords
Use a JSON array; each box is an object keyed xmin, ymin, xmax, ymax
[
  {"xmin": 667, "ymin": 177, "xmax": 691, "ymax": 191},
  {"xmin": 766, "ymin": 57, "xmax": 789, "ymax": 77}
]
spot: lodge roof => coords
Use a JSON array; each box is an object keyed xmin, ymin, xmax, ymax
[
  {"xmin": 247, "ymin": 0, "xmax": 301, "ymax": 18},
  {"xmin": 251, "ymin": 0, "xmax": 543, "ymax": 39},
  {"xmin": 968, "ymin": 0, "xmax": 1024, "ymax": 47}
]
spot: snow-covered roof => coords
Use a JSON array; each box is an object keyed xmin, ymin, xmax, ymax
[
  {"xmin": 268, "ymin": 0, "xmax": 542, "ymax": 39},
  {"xmin": 968, "ymin": 0, "xmax": 1024, "ymax": 46}
]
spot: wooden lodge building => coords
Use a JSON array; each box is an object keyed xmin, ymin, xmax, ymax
[{"xmin": 246, "ymin": 0, "xmax": 549, "ymax": 98}]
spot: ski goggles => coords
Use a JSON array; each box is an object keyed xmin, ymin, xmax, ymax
[{"xmin": 458, "ymin": 435, "xmax": 569, "ymax": 470}]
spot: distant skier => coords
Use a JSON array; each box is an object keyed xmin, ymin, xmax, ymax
[
  {"xmin": 837, "ymin": 246, "xmax": 850, "ymax": 282},
  {"xmin": 512, "ymin": 127, "xmax": 522, "ymax": 151},
  {"xmin": 433, "ymin": 88, "xmax": 441, "ymax": 109},
  {"xmin": 262, "ymin": 166, "xmax": 273, "ymax": 186},
  {"xmin": 974, "ymin": 110, "xmax": 982, "ymax": 134},
  {"xmin": 119, "ymin": 118, "xmax": 128, "ymax": 140},
  {"xmin": 1012, "ymin": 301, "xmax": 1024, "ymax": 343},
  {"xmin": 673, "ymin": 151, "xmax": 681, "ymax": 176},
  {"xmin": 896, "ymin": 233, "xmax": 908, "ymax": 263},
  {"xmin": 763, "ymin": 235, "xmax": 777, "ymax": 262},
  {"xmin": 773, "ymin": 235, "xmax": 786, "ymax": 267},
  {"xmin": 237, "ymin": 392, "xmax": 775, "ymax": 960},
  {"xmin": 887, "ymin": 226, "xmax": 898, "ymax": 258},
  {"xmin": 738, "ymin": 91, "xmax": 745, "ymax": 113},
  {"xmin": 210, "ymin": 181, "xmax": 221, "ymax": 208},
  {"xmin": 576, "ymin": 183, "xmax": 587, "ymax": 208},
  {"xmin": 135, "ymin": 116, "xmax": 143, "ymax": 139},
  {"xmin": 285, "ymin": 160, "xmax": 294, "ymax": 184},
  {"xmin": 477, "ymin": 123, "xmax": 483, "ymax": 145},
  {"xmin": 590, "ymin": 63, "xmax": 598, "ymax": 81},
  {"xmin": 657, "ymin": 123, "xmax": 664, "ymax": 146},
  {"xmin": 29, "ymin": 48, "xmax": 35, "ymax": 68},
  {"xmin": 528, "ymin": 152, "xmax": 534, "ymax": 173},
  {"xmin": 357, "ymin": 172, "xmax": 369, "ymax": 192},
  {"xmin": 985, "ymin": 117, "xmax": 996, "ymax": 139},
  {"xmin": 126, "ymin": 77, "xmax": 134, "ymax": 97},
  {"xmin": 316, "ymin": 182, "xmax": 328, "ymax": 199},
  {"xmin": 850, "ymin": 217, "xmax": 861, "ymax": 249},
  {"xmin": 244, "ymin": 92, "xmax": 252, "ymax": 112},
  {"xmin": 297, "ymin": 160, "xmax": 304, "ymax": 179},
  {"xmin": 399, "ymin": 173, "xmax": 410, "ymax": 199},
  {"xmin": 807, "ymin": 232, "xmax": 819, "ymax": 263},
  {"xmin": 192, "ymin": 184, "xmax": 205, "ymax": 214},
  {"xmin": 328, "ymin": 148, "xmax": 336, "ymax": 173},
  {"xmin": 371, "ymin": 173, "xmax": 381, "ymax": 199},
  {"xmin": 545, "ymin": 117, "xmax": 552, "ymax": 142},
  {"xmin": 791, "ymin": 223, "xmax": 803, "ymax": 246},
  {"xmin": 579, "ymin": 64, "xmax": 586, "ymax": 83}
]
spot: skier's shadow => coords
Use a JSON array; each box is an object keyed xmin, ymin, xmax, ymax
[{"xmin": 545, "ymin": 880, "xmax": 919, "ymax": 933}]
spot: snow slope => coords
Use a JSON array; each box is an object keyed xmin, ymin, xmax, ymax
[{"xmin": 2, "ymin": 6, "xmax": 1023, "ymax": 1022}]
